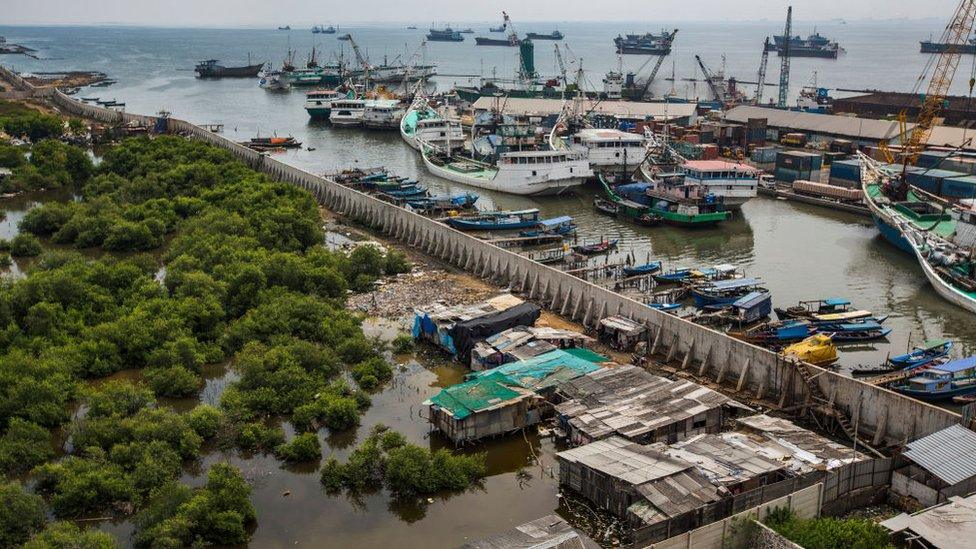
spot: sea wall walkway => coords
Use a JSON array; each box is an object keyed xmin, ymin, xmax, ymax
[{"xmin": 1, "ymin": 64, "xmax": 960, "ymax": 447}]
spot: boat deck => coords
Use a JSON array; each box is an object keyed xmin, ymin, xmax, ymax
[{"xmin": 865, "ymin": 184, "xmax": 956, "ymax": 239}]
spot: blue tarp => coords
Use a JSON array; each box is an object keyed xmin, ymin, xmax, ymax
[
  {"xmin": 824, "ymin": 298, "xmax": 851, "ymax": 306},
  {"xmin": 708, "ymin": 278, "xmax": 763, "ymax": 291},
  {"xmin": 932, "ymin": 356, "xmax": 976, "ymax": 374},
  {"xmin": 539, "ymin": 215, "xmax": 573, "ymax": 227}
]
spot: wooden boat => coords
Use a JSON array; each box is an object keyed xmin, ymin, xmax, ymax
[
  {"xmin": 623, "ymin": 261, "xmax": 663, "ymax": 277},
  {"xmin": 817, "ymin": 321, "xmax": 892, "ymax": 342},
  {"xmin": 809, "ymin": 310, "xmax": 885, "ymax": 324},
  {"xmin": 593, "ymin": 196, "xmax": 620, "ymax": 216},
  {"xmin": 445, "ymin": 209, "xmax": 541, "ymax": 231},
  {"xmin": 648, "ymin": 302, "xmax": 681, "ymax": 312},
  {"xmin": 953, "ymin": 393, "xmax": 976, "ymax": 404},
  {"xmin": 690, "ymin": 278, "xmax": 766, "ymax": 308},
  {"xmin": 730, "ymin": 319, "xmax": 816, "ymax": 346},
  {"xmin": 700, "ymin": 290, "xmax": 772, "ymax": 326},
  {"xmin": 241, "ymin": 136, "xmax": 302, "ymax": 150},
  {"xmin": 889, "ymin": 339, "xmax": 953, "ymax": 370},
  {"xmin": 653, "ymin": 264, "xmax": 738, "ymax": 285},
  {"xmin": 406, "ymin": 193, "xmax": 479, "ymax": 213},
  {"xmin": 781, "ymin": 334, "xmax": 838, "ymax": 366},
  {"xmin": 519, "ymin": 216, "xmax": 577, "ymax": 237},
  {"xmin": 599, "ymin": 174, "xmax": 730, "ymax": 228},
  {"xmin": 572, "ymin": 240, "xmax": 618, "ymax": 255},
  {"xmin": 774, "ymin": 298, "xmax": 870, "ymax": 321},
  {"xmin": 891, "ymin": 356, "xmax": 976, "ymax": 401}
]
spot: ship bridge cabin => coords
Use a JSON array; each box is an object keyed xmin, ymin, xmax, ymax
[
  {"xmin": 679, "ymin": 160, "xmax": 761, "ymax": 208},
  {"xmin": 570, "ymin": 128, "xmax": 647, "ymax": 170}
]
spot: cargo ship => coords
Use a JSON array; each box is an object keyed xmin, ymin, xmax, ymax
[
  {"xmin": 194, "ymin": 59, "xmax": 265, "ymax": 78},
  {"xmin": 766, "ymin": 32, "xmax": 841, "ymax": 59},
  {"xmin": 475, "ymin": 36, "xmax": 519, "ymax": 46},
  {"xmin": 526, "ymin": 31, "xmax": 563, "ymax": 40},
  {"xmin": 920, "ymin": 37, "xmax": 976, "ymax": 54},
  {"xmin": 427, "ymin": 27, "xmax": 464, "ymax": 42},
  {"xmin": 614, "ymin": 29, "xmax": 677, "ymax": 55}
]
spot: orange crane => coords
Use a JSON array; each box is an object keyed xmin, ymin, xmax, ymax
[{"xmin": 901, "ymin": 0, "xmax": 976, "ymax": 167}]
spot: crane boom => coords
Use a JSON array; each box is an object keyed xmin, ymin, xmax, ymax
[
  {"xmin": 777, "ymin": 6, "xmax": 792, "ymax": 108},
  {"xmin": 554, "ymin": 44, "xmax": 567, "ymax": 86},
  {"xmin": 637, "ymin": 29, "xmax": 679, "ymax": 99},
  {"xmin": 503, "ymin": 11, "xmax": 519, "ymax": 46},
  {"xmin": 756, "ymin": 37, "xmax": 770, "ymax": 104},
  {"xmin": 695, "ymin": 55, "xmax": 725, "ymax": 103},
  {"xmin": 903, "ymin": 0, "xmax": 976, "ymax": 164}
]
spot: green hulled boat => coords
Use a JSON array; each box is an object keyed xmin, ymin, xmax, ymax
[{"xmin": 598, "ymin": 173, "xmax": 730, "ymax": 227}]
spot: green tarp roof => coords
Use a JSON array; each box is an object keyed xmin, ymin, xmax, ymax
[
  {"xmin": 469, "ymin": 349, "xmax": 604, "ymax": 392},
  {"xmin": 563, "ymin": 347, "xmax": 611, "ymax": 363},
  {"xmin": 428, "ymin": 377, "xmax": 523, "ymax": 420}
]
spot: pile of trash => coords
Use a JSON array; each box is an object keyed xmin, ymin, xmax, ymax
[{"xmin": 347, "ymin": 269, "xmax": 493, "ymax": 319}]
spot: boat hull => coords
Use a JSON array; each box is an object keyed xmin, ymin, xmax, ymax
[
  {"xmin": 921, "ymin": 41, "xmax": 976, "ymax": 54},
  {"xmin": 893, "ymin": 384, "xmax": 976, "ymax": 402},
  {"xmin": 305, "ymin": 106, "xmax": 332, "ymax": 120},
  {"xmin": 422, "ymin": 150, "xmax": 586, "ymax": 197},
  {"xmin": 475, "ymin": 37, "xmax": 518, "ymax": 46},
  {"xmin": 196, "ymin": 62, "xmax": 265, "ymax": 78}
]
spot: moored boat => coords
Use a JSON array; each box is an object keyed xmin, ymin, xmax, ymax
[
  {"xmin": 593, "ymin": 196, "xmax": 619, "ymax": 216},
  {"xmin": 572, "ymin": 240, "xmax": 618, "ymax": 255},
  {"xmin": 890, "ymin": 356, "xmax": 976, "ymax": 401},
  {"xmin": 400, "ymin": 100, "xmax": 465, "ymax": 151},
  {"xmin": 363, "ymin": 99, "xmax": 406, "ymax": 130},
  {"xmin": 241, "ymin": 136, "xmax": 302, "ymax": 151},
  {"xmin": 520, "ymin": 216, "xmax": 577, "ymax": 237},
  {"xmin": 622, "ymin": 261, "xmax": 663, "ymax": 277},
  {"xmin": 816, "ymin": 321, "xmax": 891, "ymax": 342},
  {"xmin": 614, "ymin": 29, "xmax": 677, "ymax": 55},
  {"xmin": 889, "ymin": 339, "xmax": 953, "ymax": 370},
  {"xmin": 690, "ymin": 277, "xmax": 767, "ymax": 308},
  {"xmin": 445, "ymin": 209, "xmax": 542, "ymax": 231},
  {"xmin": 600, "ymin": 173, "xmax": 730, "ymax": 228},
  {"xmin": 526, "ymin": 30, "xmax": 563, "ymax": 40},
  {"xmin": 774, "ymin": 298, "xmax": 868, "ymax": 321},
  {"xmin": 329, "ymin": 99, "xmax": 367, "ymax": 127},
  {"xmin": 730, "ymin": 319, "xmax": 815, "ymax": 346},
  {"xmin": 701, "ymin": 290, "xmax": 772, "ymax": 326},
  {"xmin": 781, "ymin": 334, "xmax": 838, "ymax": 366},
  {"xmin": 195, "ymin": 59, "xmax": 265, "ymax": 78},
  {"xmin": 304, "ymin": 89, "xmax": 345, "ymax": 119},
  {"xmin": 427, "ymin": 27, "xmax": 464, "ymax": 42},
  {"xmin": 654, "ymin": 264, "xmax": 738, "ymax": 284}
]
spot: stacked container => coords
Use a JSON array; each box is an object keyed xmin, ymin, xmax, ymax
[
  {"xmin": 906, "ymin": 168, "xmax": 967, "ymax": 195},
  {"xmin": 828, "ymin": 159, "xmax": 862, "ymax": 188},
  {"xmin": 775, "ymin": 151, "xmax": 823, "ymax": 183}
]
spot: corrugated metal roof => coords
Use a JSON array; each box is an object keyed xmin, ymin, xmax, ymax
[
  {"xmin": 471, "ymin": 96, "xmax": 698, "ymax": 119},
  {"xmin": 462, "ymin": 514, "xmax": 601, "ymax": 549},
  {"xmin": 904, "ymin": 424, "xmax": 976, "ymax": 485}
]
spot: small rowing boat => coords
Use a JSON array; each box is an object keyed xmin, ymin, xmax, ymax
[
  {"xmin": 774, "ymin": 297, "xmax": 870, "ymax": 321},
  {"xmin": 593, "ymin": 196, "xmax": 619, "ymax": 216},
  {"xmin": 445, "ymin": 209, "xmax": 541, "ymax": 231},
  {"xmin": 622, "ymin": 261, "xmax": 662, "ymax": 277},
  {"xmin": 889, "ymin": 339, "xmax": 953, "ymax": 370},
  {"xmin": 572, "ymin": 239, "xmax": 618, "ymax": 255}
]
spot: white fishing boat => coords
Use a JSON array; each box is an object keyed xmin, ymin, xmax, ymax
[
  {"xmin": 421, "ymin": 143, "xmax": 591, "ymax": 196},
  {"xmin": 400, "ymin": 99, "xmax": 464, "ymax": 151},
  {"xmin": 304, "ymin": 89, "xmax": 345, "ymax": 119},
  {"xmin": 363, "ymin": 99, "xmax": 406, "ymax": 129},
  {"xmin": 259, "ymin": 67, "xmax": 291, "ymax": 91},
  {"xmin": 329, "ymin": 99, "xmax": 367, "ymax": 126},
  {"xmin": 561, "ymin": 128, "xmax": 647, "ymax": 172}
]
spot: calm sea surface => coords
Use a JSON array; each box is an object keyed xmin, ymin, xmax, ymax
[{"xmin": 1, "ymin": 21, "xmax": 974, "ymax": 547}]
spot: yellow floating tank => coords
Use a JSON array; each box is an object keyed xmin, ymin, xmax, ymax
[{"xmin": 781, "ymin": 334, "xmax": 838, "ymax": 366}]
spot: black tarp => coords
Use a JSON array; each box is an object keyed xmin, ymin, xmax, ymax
[{"xmin": 449, "ymin": 302, "xmax": 542, "ymax": 362}]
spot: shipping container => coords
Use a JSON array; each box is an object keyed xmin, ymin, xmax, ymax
[
  {"xmin": 830, "ymin": 159, "xmax": 862, "ymax": 182},
  {"xmin": 906, "ymin": 168, "xmax": 967, "ymax": 195},
  {"xmin": 775, "ymin": 167, "xmax": 817, "ymax": 183},
  {"xmin": 751, "ymin": 146, "xmax": 779, "ymax": 164},
  {"xmin": 943, "ymin": 175, "xmax": 976, "ymax": 199},
  {"xmin": 916, "ymin": 150, "xmax": 951, "ymax": 169},
  {"xmin": 776, "ymin": 151, "xmax": 822, "ymax": 171}
]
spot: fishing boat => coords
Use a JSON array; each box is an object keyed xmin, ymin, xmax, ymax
[
  {"xmin": 614, "ymin": 29, "xmax": 677, "ymax": 55},
  {"xmin": 774, "ymin": 298, "xmax": 869, "ymax": 321},
  {"xmin": 241, "ymin": 136, "xmax": 302, "ymax": 151},
  {"xmin": 860, "ymin": 154, "xmax": 976, "ymax": 313},
  {"xmin": 312, "ymin": 25, "xmax": 337, "ymax": 34},
  {"xmin": 701, "ymin": 290, "xmax": 772, "ymax": 326},
  {"xmin": 889, "ymin": 339, "xmax": 954, "ymax": 370},
  {"xmin": 304, "ymin": 89, "xmax": 345, "ymax": 119},
  {"xmin": 519, "ymin": 216, "xmax": 577, "ymax": 237},
  {"xmin": 891, "ymin": 356, "xmax": 976, "ymax": 401},
  {"xmin": 730, "ymin": 319, "xmax": 816, "ymax": 346},
  {"xmin": 816, "ymin": 321, "xmax": 892, "ymax": 342},
  {"xmin": 445, "ymin": 209, "xmax": 542, "ymax": 231},
  {"xmin": 400, "ymin": 100, "xmax": 465, "ymax": 151},
  {"xmin": 781, "ymin": 334, "xmax": 838, "ymax": 366},
  {"xmin": 690, "ymin": 278, "xmax": 767, "ymax": 308},
  {"xmin": 622, "ymin": 261, "xmax": 663, "ymax": 277},
  {"xmin": 421, "ymin": 143, "xmax": 591, "ymax": 197},
  {"xmin": 329, "ymin": 99, "xmax": 367, "ymax": 127},
  {"xmin": 593, "ymin": 196, "xmax": 620, "ymax": 216},
  {"xmin": 406, "ymin": 193, "xmax": 479, "ymax": 213},
  {"xmin": 654, "ymin": 264, "xmax": 738, "ymax": 284},
  {"xmin": 572, "ymin": 240, "xmax": 618, "ymax": 255},
  {"xmin": 195, "ymin": 59, "xmax": 265, "ymax": 78},
  {"xmin": 363, "ymin": 100, "xmax": 406, "ymax": 130},
  {"xmin": 600, "ymin": 174, "xmax": 730, "ymax": 227},
  {"xmin": 427, "ymin": 28, "xmax": 464, "ymax": 42},
  {"xmin": 258, "ymin": 65, "xmax": 291, "ymax": 91},
  {"xmin": 526, "ymin": 31, "xmax": 564, "ymax": 40}
]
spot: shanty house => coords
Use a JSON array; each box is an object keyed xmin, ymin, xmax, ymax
[
  {"xmin": 412, "ymin": 294, "xmax": 540, "ymax": 360},
  {"xmin": 596, "ymin": 315, "xmax": 647, "ymax": 351},
  {"xmin": 461, "ymin": 514, "xmax": 601, "ymax": 549},
  {"xmin": 891, "ymin": 424, "xmax": 976, "ymax": 508},
  {"xmin": 470, "ymin": 325, "xmax": 595, "ymax": 371},
  {"xmin": 467, "ymin": 349, "xmax": 605, "ymax": 398},
  {"xmin": 556, "ymin": 436, "xmax": 724, "ymax": 527},
  {"xmin": 882, "ymin": 493, "xmax": 976, "ymax": 549},
  {"xmin": 734, "ymin": 414, "xmax": 864, "ymax": 473},
  {"xmin": 554, "ymin": 365, "xmax": 742, "ymax": 446},
  {"xmin": 426, "ymin": 377, "xmax": 544, "ymax": 445},
  {"xmin": 655, "ymin": 433, "xmax": 790, "ymax": 494}
]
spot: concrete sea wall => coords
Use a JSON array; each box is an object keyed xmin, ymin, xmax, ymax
[{"xmin": 1, "ymin": 64, "xmax": 960, "ymax": 447}]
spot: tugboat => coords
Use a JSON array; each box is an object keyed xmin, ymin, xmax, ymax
[{"xmin": 195, "ymin": 58, "xmax": 265, "ymax": 78}]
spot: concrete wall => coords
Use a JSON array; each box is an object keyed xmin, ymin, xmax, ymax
[
  {"xmin": 643, "ymin": 484, "xmax": 822, "ymax": 549},
  {"xmin": 6, "ymin": 64, "xmax": 961, "ymax": 448}
]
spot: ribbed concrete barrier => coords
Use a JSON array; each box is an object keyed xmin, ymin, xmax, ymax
[{"xmin": 2, "ymin": 64, "xmax": 960, "ymax": 447}]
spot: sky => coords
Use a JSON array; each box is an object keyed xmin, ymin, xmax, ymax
[{"xmin": 0, "ymin": 0, "xmax": 962, "ymax": 26}]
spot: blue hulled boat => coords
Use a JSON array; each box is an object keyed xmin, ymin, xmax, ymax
[
  {"xmin": 654, "ymin": 264, "xmax": 738, "ymax": 284},
  {"xmin": 774, "ymin": 298, "xmax": 870, "ymax": 321},
  {"xmin": 730, "ymin": 319, "xmax": 816, "ymax": 346},
  {"xmin": 889, "ymin": 339, "xmax": 953, "ymax": 370},
  {"xmin": 446, "ymin": 208, "xmax": 541, "ymax": 231},
  {"xmin": 519, "ymin": 215, "xmax": 577, "ymax": 237},
  {"xmin": 691, "ymin": 278, "xmax": 767, "ymax": 308},
  {"xmin": 817, "ymin": 321, "xmax": 891, "ymax": 342},
  {"xmin": 707, "ymin": 290, "xmax": 772, "ymax": 325},
  {"xmin": 891, "ymin": 356, "xmax": 976, "ymax": 401},
  {"xmin": 623, "ymin": 261, "xmax": 663, "ymax": 277},
  {"xmin": 648, "ymin": 302, "xmax": 681, "ymax": 312}
]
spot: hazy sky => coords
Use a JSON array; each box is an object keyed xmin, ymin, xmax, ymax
[{"xmin": 1, "ymin": 0, "xmax": 961, "ymax": 26}]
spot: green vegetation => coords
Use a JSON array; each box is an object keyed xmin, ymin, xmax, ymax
[
  {"xmin": 0, "ymin": 100, "xmax": 63, "ymax": 142},
  {"xmin": 24, "ymin": 521, "xmax": 119, "ymax": 549},
  {"xmin": 0, "ymin": 481, "xmax": 46, "ymax": 547},
  {"xmin": 319, "ymin": 425, "xmax": 485, "ymax": 497},
  {"xmin": 133, "ymin": 463, "xmax": 255, "ymax": 547},
  {"xmin": 0, "ymin": 130, "xmax": 415, "ymax": 545},
  {"xmin": 764, "ymin": 508, "xmax": 893, "ymax": 549},
  {"xmin": 276, "ymin": 432, "xmax": 322, "ymax": 462},
  {"xmin": 1, "ymin": 139, "xmax": 92, "ymax": 194},
  {"xmin": 391, "ymin": 333, "xmax": 414, "ymax": 354}
]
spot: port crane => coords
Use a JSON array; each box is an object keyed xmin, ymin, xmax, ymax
[
  {"xmin": 636, "ymin": 29, "xmax": 679, "ymax": 99},
  {"xmin": 342, "ymin": 34, "xmax": 372, "ymax": 84},
  {"xmin": 777, "ymin": 6, "xmax": 792, "ymax": 108},
  {"xmin": 503, "ymin": 11, "xmax": 519, "ymax": 46},
  {"xmin": 755, "ymin": 37, "xmax": 770, "ymax": 104},
  {"xmin": 694, "ymin": 55, "xmax": 726, "ymax": 104},
  {"xmin": 554, "ymin": 44, "xmax": 568, "ymax": 87}
]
